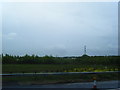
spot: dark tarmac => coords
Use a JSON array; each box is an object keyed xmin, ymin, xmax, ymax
[{"xmin": 2, "ymin": 80, "xmax": 119, "ymax": 90}]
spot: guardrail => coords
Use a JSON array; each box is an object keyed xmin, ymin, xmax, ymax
[
  {"xmin": 2, "ymin": 71, "xmax": 119, "ymax": 89},
  {"xmin": 1, "ymin": 71, "xmax": 120, "ymax": 76}
]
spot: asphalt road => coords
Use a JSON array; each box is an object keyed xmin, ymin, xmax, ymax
[{"xmin": 2, "ymin": 80, "xmax": 119, "ymax": 90}]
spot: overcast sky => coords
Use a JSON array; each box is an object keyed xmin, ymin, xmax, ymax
[{"xmin": 2, "ymin": 2, "xmax": 118, "ymax": 56}]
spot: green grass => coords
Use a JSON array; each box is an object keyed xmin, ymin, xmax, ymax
[
  {"xmin": 2, "ymin": 64, "xmax": 119, "ymax": 85},
  {"xmin": 2, "ymin": 64, "xmax": 118, "ymax": 73},
  {"xmin": 3, "ymin": 72, "xmax": 119, "ymax": 86}
]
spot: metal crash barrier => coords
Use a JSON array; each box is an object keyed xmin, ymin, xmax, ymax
[
  {"xmin": 1, "ymin": 71, "xmax": 120, "ymax": 76},
  {"xmin": 1, "ymin": 71, "xmax": 120, "ymax": 89}
]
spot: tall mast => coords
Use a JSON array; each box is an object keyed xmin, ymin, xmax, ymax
[{"xmin": 84, "ymin": 45, "xmax": 86, "ymax": 55}]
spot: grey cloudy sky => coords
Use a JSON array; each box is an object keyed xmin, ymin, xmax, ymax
[{"xmin": 2, "ymin": 2, "xmax": 118, "ymax": 56}]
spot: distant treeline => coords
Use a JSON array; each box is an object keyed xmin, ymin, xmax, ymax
[{"xmin": 2, "ymin": 54, "xmax": 120, "ymax": 65}]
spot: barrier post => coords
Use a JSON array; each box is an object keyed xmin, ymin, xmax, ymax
[
  {"xmin": 91, "ymin": 76, "xmax": 99, "ymax": 90},
  {"xmin": 93, "ymin": 77, "xmax": 97, "ymax": 88}
]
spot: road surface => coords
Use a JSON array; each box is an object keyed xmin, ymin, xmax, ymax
[{"xmin": 2, "ymin": 80, "xmax": 119, "ymax": 90}]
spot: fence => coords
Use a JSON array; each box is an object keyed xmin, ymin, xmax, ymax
[
  {"xmin": 1, "ymin": 71, "xmax": 120, "ymax": 89},
  {"xmin": 1, "ymin": 71, "xmax": 120, "ymax": 76}
]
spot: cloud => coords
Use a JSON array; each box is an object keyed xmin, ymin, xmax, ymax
[
  {"xmin": 2, "ymin": 2, "xmax": 118, "ymax": 56},
  {"xmin": 3, "ymin": 32, "xmax": 17, "ymax": 40}
]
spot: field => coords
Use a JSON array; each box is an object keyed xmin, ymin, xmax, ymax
[
  {"xmin": 2, "ymin": 64, "xmax": 119, "ymax": 85},
  {"xmin": 2, "ymin": 64, "xmax": 118, "ymax": 73},
  {"xmin": 2, "ymin": 55, "xmax": 119, "ymax": 85}
]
